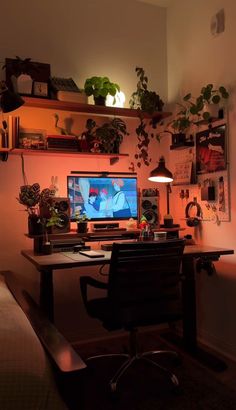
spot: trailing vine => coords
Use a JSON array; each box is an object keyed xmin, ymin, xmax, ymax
[{"xmin": 129, "ymin": 67, "xmax": 164, "ymax": 168}]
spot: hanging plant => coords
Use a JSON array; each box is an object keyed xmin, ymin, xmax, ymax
[{"xmin": 130, "ymin": 67, "xmax": 165, "ymax": 168}]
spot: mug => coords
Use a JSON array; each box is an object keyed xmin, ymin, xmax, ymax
[{"xmin": 154, "ymin": 231, "xmax": 167, "ymax": 241}]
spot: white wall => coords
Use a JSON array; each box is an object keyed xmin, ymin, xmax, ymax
[
  {"xmin": 0, "ymin": 0, "xmax": 168, "ymax": 341},
  {"xmin": 167, "ymin": 0, "xmax": 236, "ymax": 360}
]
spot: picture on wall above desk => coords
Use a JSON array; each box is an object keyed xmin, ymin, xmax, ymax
[
  {"xmin": 173, "ymin": 160, "xmax": 193, "ymax": 185},
  {"xmin": 196, "ymin": 124, "xmax": 227, "ymax": 175}
]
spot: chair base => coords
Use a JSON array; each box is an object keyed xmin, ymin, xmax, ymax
[{"xmin": 86, "ymin": 332, "xmax": 180, "ymax": 393}]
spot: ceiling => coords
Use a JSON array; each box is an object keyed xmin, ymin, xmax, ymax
[{"xmin": 137, "ymin": 0, "xmax": 173, "ymax": 7}]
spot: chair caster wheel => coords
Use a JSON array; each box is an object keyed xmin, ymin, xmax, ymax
[
  {"xmin": 110, "ymin": 382, "xmax": 117, "ymax": 393},
  {"xmin": 171, "ymin": 374, "xmax": 179, "ymax": 387}
]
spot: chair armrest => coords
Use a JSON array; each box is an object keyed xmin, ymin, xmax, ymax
[{"xmin": 80, "ymin": 276, "xmax": 108, "ymax": 307}]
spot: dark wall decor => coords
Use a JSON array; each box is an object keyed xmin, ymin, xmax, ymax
[
  {"xmin": 5, "ymin": 57, "xmax": 50, "ymax": 98},
  {"xmin": 196, "ymin": 124, "xmax": 227, "ymax": 175}
]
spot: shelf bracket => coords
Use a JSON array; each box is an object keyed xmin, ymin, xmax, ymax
[
  {"xmin": 110, "ymin": 156, "xmax": 119, "ymax": 166},
  {"xmin": 0, "ymin": 152, "xmax": 8, "ymax": 162}
]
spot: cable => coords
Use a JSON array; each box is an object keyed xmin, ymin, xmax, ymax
[{"xmin": 99, "ymin": 264, "xmax": 108, "ymax": 276}]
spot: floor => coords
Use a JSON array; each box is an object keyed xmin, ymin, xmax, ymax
[
  {"xmin": 74, "ymin": 327, "xmax": 236, "ymax": 392},
  {"xmin": 199, "ymin": 344, "xmax": 236, "ymax": 391}
]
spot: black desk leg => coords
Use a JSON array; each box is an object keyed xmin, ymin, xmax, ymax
[
  {"xmin": 161, "ymin": 256, "xmax": 227, "ymax": 372},
  {"xmin": 39, "ymin": 269, "xmax": 54, "ymax": 322}
]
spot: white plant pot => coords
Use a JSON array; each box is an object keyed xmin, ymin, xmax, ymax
[
  {"xmin": 203, "ymin": 103, "xmax": 221, "ymax": 119},
  {"xmin": 11, "ymin": 73, "xmax": 33, "ymax": 95}
]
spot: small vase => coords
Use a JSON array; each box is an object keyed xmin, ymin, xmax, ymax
[
  {"xmin": 11, "ymin": 73, "xmax": 33, "ymax": 95},
  {"xmin": 28, "ymin": 215, "xmax": 43, "ymax": 236},
  {"xmin": 77, "ymin": 222, "xmax": 88, "ymax": 233}
]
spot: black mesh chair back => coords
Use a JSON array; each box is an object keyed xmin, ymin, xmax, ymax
[
  {"xmin": 107, "ymin": 239, "xmax": 185, "ymax": 330},
  {"xmin": 80, "ymin": 239, "xmax": 185, "ymax": 393}
]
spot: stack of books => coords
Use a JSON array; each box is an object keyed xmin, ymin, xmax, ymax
[{"xmin": 50, "ymin": 77, "xmax": 88, "ymax": 103}]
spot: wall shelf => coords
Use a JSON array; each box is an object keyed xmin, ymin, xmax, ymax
[
  {"xmin": 23, "ymin": 96, "xmax": 172, "ymax": 120},
  {"xmin": 170, "ymin": 141, "xmax": 194, "ymax": 150},
  {"xmin": 4, "ymin": 148, "xmax": 128, "ymax": 165}
]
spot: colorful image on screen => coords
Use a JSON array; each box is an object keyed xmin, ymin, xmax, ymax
[{"xmin": 67, "ymin": 176, "xmax": 138, "ymax": 221}]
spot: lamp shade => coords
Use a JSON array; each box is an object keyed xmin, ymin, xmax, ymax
[
  {"xmin": 0, "ymin": 88, "xmax": 25, "ymax": 113},
  {"xmin": 148, "ymin": 156, "xmax": 173, "ymax": 183}
]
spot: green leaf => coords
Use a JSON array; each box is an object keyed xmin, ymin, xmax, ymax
[
  {"xmin": 212, "ymin": 95, "xmax": 220, "ymax": 104},
  {"xmin": 219, "ymin": 86, "xmax": 229, "ymax": 98},
  {"xmin": 183, "ymin": 93, "xmax": 191, "ymax": 101},
  {"xmin": 202, "ymin": 111, "xmax": 210, "ymax": 120}
]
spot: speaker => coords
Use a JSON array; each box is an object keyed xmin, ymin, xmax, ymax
[
  {"xmin": 40, "ymin": 197, "xmax": 71, "ymax": 234},
  {"xmin": 140, "ymin": 188, "xmax": 159, "ymax": 228}
]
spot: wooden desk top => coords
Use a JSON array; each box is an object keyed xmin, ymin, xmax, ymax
[{"xmin": 21, "ymin": 245, "xmax": 234, "ymax": 271}]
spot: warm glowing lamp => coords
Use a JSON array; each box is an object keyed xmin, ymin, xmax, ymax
[
  {"xmin": 148, "ymin": 156, "xmax": 174, "ymax": 226},
  {"xmin": 106, "ymin": 91, "xmax": 126, "ymax": 108}
]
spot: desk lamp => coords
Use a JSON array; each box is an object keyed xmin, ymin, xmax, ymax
[
  {"xmin": 0, "ymin": 81, "xmax": 24, "ymax": 161},
  {"xmin": 0, "ymin": 81, "xmax": 24, "ymax": 113},
  {"xmin": 148, "ymin": 156, "xmax": 174, "ymax": 227}
]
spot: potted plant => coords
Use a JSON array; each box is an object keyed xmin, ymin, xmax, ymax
[
  {"xmin": 129, "ymin": 67, "xmax": 165, "ymax": 168},
  {"xmin": 80, "ymin": 117, "xmax": 129, "ymax": 154},
  {"xmin": 84, "ymin": 76, "xmax": 120, "ymax": 106},
  {"xmin": 158, "ymin": 83, "xmax": 229, "ymax": 147},
  {"xmin": 75, "ymin": 207, "xmax": 90, "ymax": 233},
  {"xmin": 183, "ymin": 83, "xmax": 229, "ymax": 121},
  {"xmin": 17, "ymin": 184, "xmax": 63, "ymax": 253},
  {"xmin": 41, "ymin": 205, "xmax": 64, "ymax": 254},
  {"xmin": 17, "ymin": 183, "xmax": 43, "ymax": 235},
  {"xmin": 129, "ymin": 67, "xmax": 164, "ymax": 113}
]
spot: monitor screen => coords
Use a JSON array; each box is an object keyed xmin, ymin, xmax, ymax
[{"xmin": 67, "ymin": 176, "xmax": 138, "ymax": 221}]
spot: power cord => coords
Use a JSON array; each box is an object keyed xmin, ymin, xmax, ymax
[{"xmin": 99, "ymin": 264, "xmax": 108, "ymax": 276}]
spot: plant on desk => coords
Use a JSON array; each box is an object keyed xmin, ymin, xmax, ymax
[
  {"xmin": 17, "ymin": 183, "xmax": 43, "ymax": 236},
  {"xmin": 75, "ymin": 207, "xmax": 90, "ymax": 234},
  {"xmin": 139, "ymin": 215, "xmax": 152, "ymax": 240},
  {"xmin": 17, "ymin": 184, "xmax": 64, "ymax": 253}
]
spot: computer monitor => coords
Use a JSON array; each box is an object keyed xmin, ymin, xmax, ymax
[{"xmin": 67, "ymin": 175, "xmax": 138, "ymax": 221}]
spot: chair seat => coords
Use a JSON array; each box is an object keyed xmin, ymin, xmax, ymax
[{"xmin": 87, "ymin": 297, "xmax": 182, "ymax": 331}]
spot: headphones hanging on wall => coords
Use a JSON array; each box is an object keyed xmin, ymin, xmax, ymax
[{"xmin": 185, "ymin": 200, "xmax": 202, "ymax": 227}]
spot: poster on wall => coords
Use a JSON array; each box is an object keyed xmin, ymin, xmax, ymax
[{"xmin": 196, "ymin": 124, "xmax": 227, "ymax": 175}]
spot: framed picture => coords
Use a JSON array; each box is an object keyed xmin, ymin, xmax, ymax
[
  {"xmin": 33, "ymin": 81, "xmax": 48, "ymax": 98},
  {"xmin": 173, "ymin": 161, "xmax": 193, "ymax": 185},
  {"xmin": 18, "ymin": 128, "xmax": 46, "ymax": 150},
  {"xmin": 4, "ymin": 58, "xmax": 50, "ymax": 97},
  {"xmin": 196, "ymin": 124, "xmax": 227, "ymax": 175}
]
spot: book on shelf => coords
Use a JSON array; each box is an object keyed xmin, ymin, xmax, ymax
[
  {"xmin": 0, "ymin": 116, "xmax": 19, "ymax": 149},
  {"xmin": 49, "ymin": 77, "xmax": 87, "ymax": 103},
  {"xmin": 56, "ymin": 90, "xmax": 88, "ymax": 104},
  {"xmin": 8, "ymin": 115, "xmax": 20, "ymax": 149}
]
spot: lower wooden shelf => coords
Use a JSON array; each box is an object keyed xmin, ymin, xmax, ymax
[{"xmin": 2, "ymin": 148, "xmax": 128, "ymax": 164}]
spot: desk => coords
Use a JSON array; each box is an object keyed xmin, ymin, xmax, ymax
[{"xmin": 21, "ymin": 244, "xmax": 234, "ymax": 371}]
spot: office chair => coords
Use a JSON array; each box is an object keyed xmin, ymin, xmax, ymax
[{"xmin": 80, "ymin": 239, "xmax": 185, "ymax": 393}]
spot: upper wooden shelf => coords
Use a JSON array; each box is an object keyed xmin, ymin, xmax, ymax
[{"xmin": 23, "ymin": 97, "xmax": 171, "ymax": 120}]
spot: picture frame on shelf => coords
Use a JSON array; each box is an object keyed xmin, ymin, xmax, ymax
[
  {"xmin": 4, "ymin": 57, "xmax": 50, "ymax": 97},
  {"xmin": 33, "ymin": 81, "xmax": 49, "ymax": 98},
  {"xmin": 17, "ymin": 128, "xmax": 47, "ymax": 150},
  {"xmin": 196, "ymin": 124, "xmax": 227, "ymax": 175}
]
